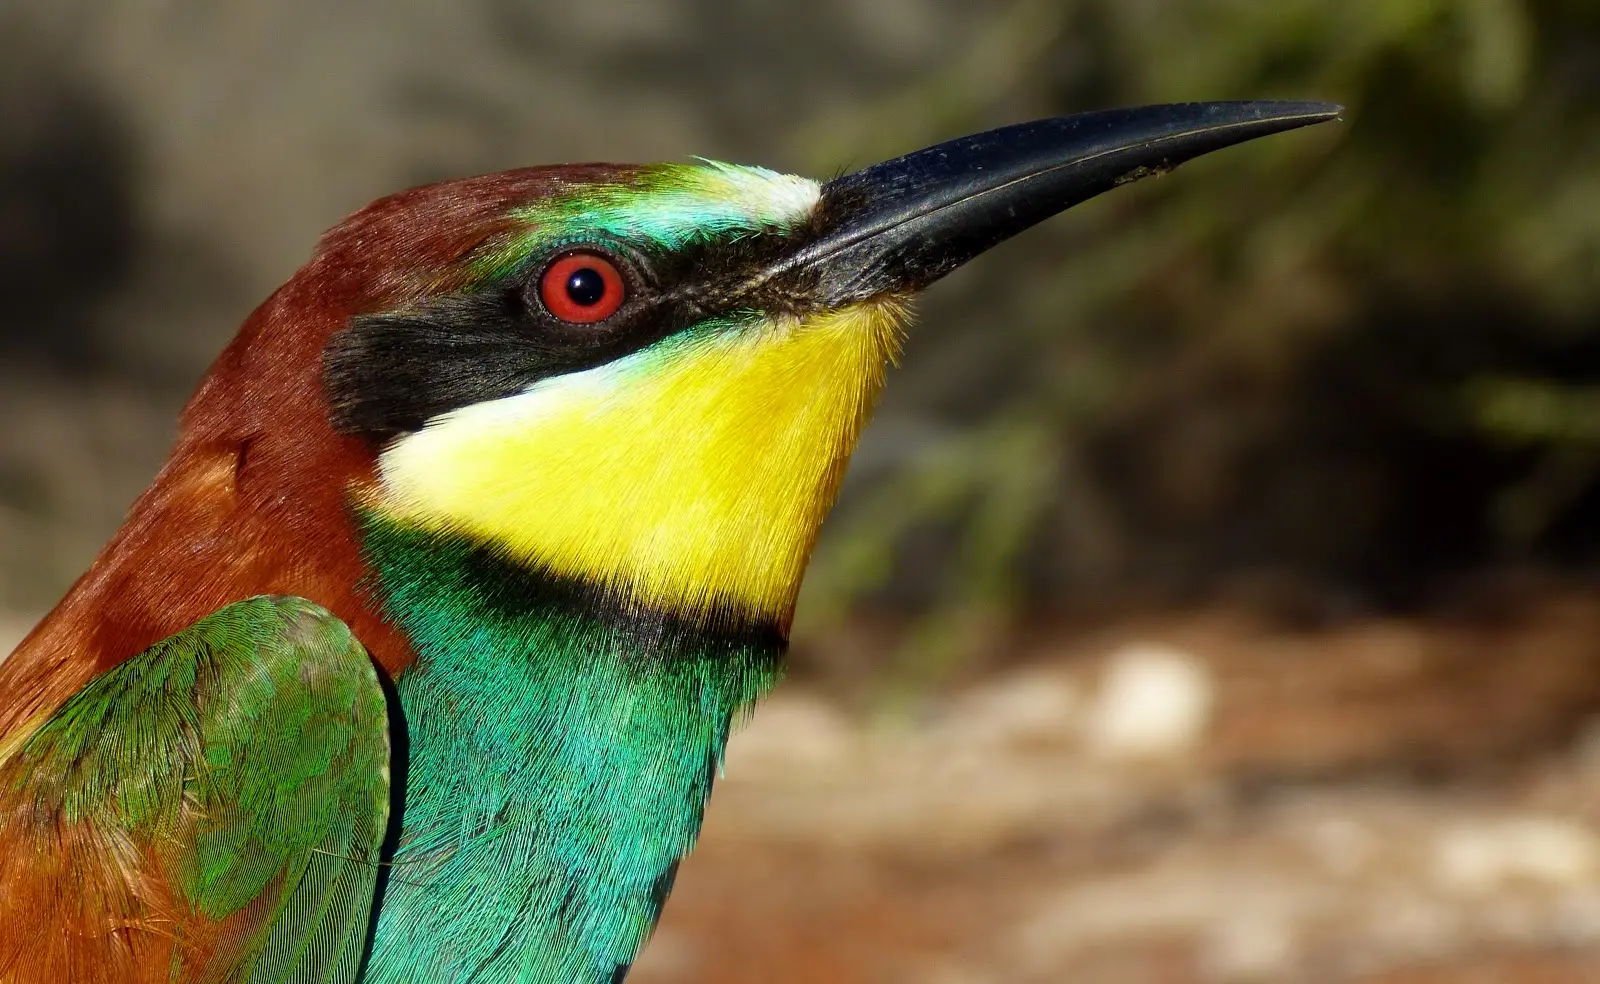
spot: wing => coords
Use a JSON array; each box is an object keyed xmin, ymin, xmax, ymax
[{"xmin": 0, "ymin": 596, "xmax": 391, "ymax": 984}]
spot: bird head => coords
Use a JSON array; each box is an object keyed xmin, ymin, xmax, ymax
[
  {"xmin": 297, "ymin": 102, "xmax": 1338, "ymax": 632},
  {"xmin": 320, "ymin": 158, "xmax": 902, "ymax": 632}
]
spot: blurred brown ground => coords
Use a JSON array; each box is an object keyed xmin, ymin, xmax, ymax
[
  {"xmin": 640, "ymin": 590, "xmax": 1600, "ymax": 982},
  {"xmin": 4, "ymin": 1, "xmax": 1600, "ymax": 981}
]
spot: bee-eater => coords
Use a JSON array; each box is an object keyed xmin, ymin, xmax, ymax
[{"xmin": 0, "ymin": 102, "xmax": 1336, "ymax": 983}]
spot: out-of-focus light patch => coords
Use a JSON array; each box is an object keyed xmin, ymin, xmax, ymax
[
  {"xmin": 1085, "ymin": 642, "xmax": 1214, "ymax": 759},
  {"xmin": 1200, "ymin": 911, "xmax": 1298, "ymax": 981},
  {"xmin": 1434, "ymin": 817, "xmax": 1600, "ymax": 893}
]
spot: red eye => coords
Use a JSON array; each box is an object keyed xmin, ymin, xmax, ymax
[{"xmin": 539, "ymin": 252, "xmax": 626, "ymax": 323}]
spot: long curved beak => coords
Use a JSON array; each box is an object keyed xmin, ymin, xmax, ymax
[{"xmin": 784, "ymin": 101, "xmax": 1341, "ymax": 305}]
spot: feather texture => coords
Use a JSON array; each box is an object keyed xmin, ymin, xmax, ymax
[
  {"xmin": 0, "ymin": 597, "xmax": 390, "ymax": 984},
  {"xmin": 356, "ymin": 515, "xmax": 782, "ymax": 984}
]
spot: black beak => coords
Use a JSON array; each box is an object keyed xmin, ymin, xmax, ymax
[{"xmin": 784, "ymin": 101, "xmax": 1341, "ymax": 305}]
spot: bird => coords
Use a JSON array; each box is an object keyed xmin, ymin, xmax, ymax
[{"xmin": 0, "ymin": 101, "xmax": 1337, "ymax": 983}]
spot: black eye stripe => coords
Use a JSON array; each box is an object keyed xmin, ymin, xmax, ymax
[
  {"xmin": 325, "ymin": 275, "xmax": 700, "ymax": 443},
  {"xmin": 322, "ymin": 222, "xmax": 835, "ymax": 445}
]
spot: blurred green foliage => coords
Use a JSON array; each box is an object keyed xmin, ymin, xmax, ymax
[{"xmin": 794, "ymin": 0, "xmax": 1600, "ymax": 667}]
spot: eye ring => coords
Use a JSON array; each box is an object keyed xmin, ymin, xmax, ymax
[{"xmin": 538, "ymin": 251, "xmax": 627, "ymax": 323}]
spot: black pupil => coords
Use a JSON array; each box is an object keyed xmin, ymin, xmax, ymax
[{"xmin": 565, "ymin": 267, "xmax": 608, "ymax": 307}]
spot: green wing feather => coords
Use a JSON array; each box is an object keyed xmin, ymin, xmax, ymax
[{"xmin": 1, "ymin": 595, "xmax": 391, "ymax": 984}]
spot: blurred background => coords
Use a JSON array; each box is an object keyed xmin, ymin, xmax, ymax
[{"xmin": 3, "ymin": 0, "xmax": 1600, "ymax": 980}]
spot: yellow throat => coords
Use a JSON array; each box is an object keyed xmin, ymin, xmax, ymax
[{"xmin": 372, "ymin": 300, "xmax": 907, "ymax": 625}]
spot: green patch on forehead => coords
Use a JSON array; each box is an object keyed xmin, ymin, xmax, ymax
[{"xmin": 475, "ymin": 161, "xmax": 819, "ymax": 282}]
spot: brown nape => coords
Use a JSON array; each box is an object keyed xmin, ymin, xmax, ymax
[{"xmin": 0, "ymin": 164, "xmax": 648, "ymax": 739}]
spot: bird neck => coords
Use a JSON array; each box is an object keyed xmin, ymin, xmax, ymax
[{"xmin": 356, "ymin": 513, "xmax": 782, "ymax": 983}]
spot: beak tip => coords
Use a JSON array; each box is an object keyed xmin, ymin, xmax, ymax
[{"xmin": 1275, "ymin": 100, "xmax": 1345, "ymax": 123}]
